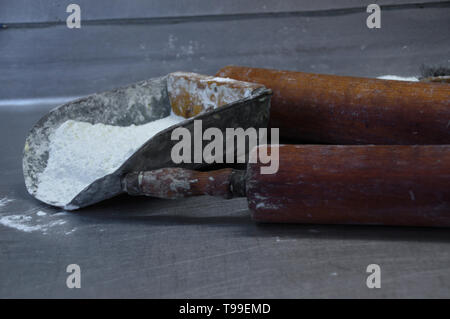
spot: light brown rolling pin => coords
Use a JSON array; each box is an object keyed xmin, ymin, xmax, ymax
[
  {"xmin": 122, "ymin": 145, "xmax": 450, "ymax": 227},
  {"xmin": 216, "ymin": 66, "xmax": 450, "ymax": 144}
]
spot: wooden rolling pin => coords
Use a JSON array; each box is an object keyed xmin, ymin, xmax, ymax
[
  {"xmin": 122, "ymin": 145, "xmax": 450, "ymax": 227},
  {"xmin": 216, "ymin": 66, "xmax": 450, "ymax": 144}
]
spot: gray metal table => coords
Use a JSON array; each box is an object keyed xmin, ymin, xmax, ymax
[{"xmin": 1, "ymin": 1, "xmax": 449, "ymax": 298}]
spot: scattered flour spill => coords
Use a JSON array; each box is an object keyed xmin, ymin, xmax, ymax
[
  {"xmin": 0, "ymin": 197, "xmax": 14, "ymax": 208},
  {"xmin": 377, "ymin": 75, "xmax": 418, "ymax": 82},
  {"xmin": 65, "ymin": 228, "xmax": 77, "ymax": 235},
  {"xmin": 0, "ymin": 196, "xmax": 73, "ymax": 235},
  {"xmin": 0, "ymin": 215, "xmax": 41, "ymax": 232},
  {"xmin": 35, "ymin": 113, "xmax": 185, "ymax": 207},
  {"xmin": 275, "ymin": 236, "xmax": 297, "ymax": 243},
  {"xmin": 53, "ymin": 211, "xmax": 70, "ymax": 216},
  {"xmin": 0, "ymin": 210, "xmax": 70, "ymax": 234}
]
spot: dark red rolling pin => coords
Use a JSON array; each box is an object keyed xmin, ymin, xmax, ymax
[
  {"xmin": 122, "ymin": 145, "xmax": 450, "ymax": 227},
  {"xmin": 216, "ymin": 66, "xmax": 450, "ymax": 145}
]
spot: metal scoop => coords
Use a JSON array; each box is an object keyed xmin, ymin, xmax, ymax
[{"xmin": 23, "ymin": 72, "xmax": 271, "ymax": 209}]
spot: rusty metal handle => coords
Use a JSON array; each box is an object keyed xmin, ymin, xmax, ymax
[{"xmin": 122, "ymin": 168, "xmax": 246, "ymax": 199}]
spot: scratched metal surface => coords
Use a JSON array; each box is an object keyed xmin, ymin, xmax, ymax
[{"xmin": 1, "ymin": 1, "xmax": 450, "ymax": 298}]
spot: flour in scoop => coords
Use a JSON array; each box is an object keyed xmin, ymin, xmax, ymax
[{"xmin": 35, "ymin": 114, "xmax": 185, "ymax": 208}]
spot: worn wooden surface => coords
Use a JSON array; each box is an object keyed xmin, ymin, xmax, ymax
[
  {"xmin": 2, "ymin": 1, "xmax": 448, "ymax": 24},
  {"xmin": 1, "ymin": 1, "xmax": 450, "ymax": 298},
  {"xmin": 2, "ymin": 2, "xmax": 450, "ymax": 102}
]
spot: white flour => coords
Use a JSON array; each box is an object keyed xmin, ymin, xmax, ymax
[
  {"xmin": 0, "ymin": 215, "xmax": 43, "ymax": 233},
  {"xmin": 0, "ymin": 197, "xmax": 13, "ymax": 208},
  {"xmin": 0, "ymin": 212, "xmax": 70, "ymax": 234},
  {"xmin": 35, "ymin": 113, "xmax": 185, "ymax": 208},
  {"xmin": 377, "ymin": 75, "xmax": 418, "ymax": 82},
  {"xmin": 0, "ymin": 197, "xmax": 72, "ymax": 235}
]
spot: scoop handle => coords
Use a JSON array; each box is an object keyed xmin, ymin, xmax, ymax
[
  {"xmin": 122, "ymin": 168, "xmax": 246, "ymax": 199},
  {"xmin": 121, "ymin": 145, "xmax": 450, "ymax": 227}
]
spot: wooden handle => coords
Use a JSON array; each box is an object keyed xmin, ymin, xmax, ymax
[
  {"xmin": 247, "ymin": 145, "xmax": 450, "ymax": 227},
  {"xmin": 216, "ymin": 66, "xmax": 450, "ymax": 145},
  {"xmin": 122, "ymin": 168, "xmax": 246, "ymax": 199}
]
